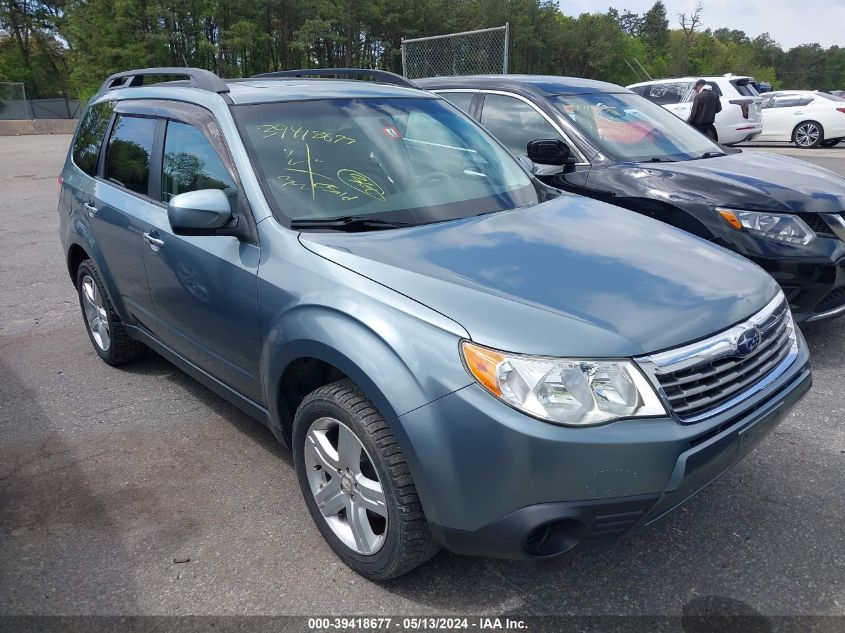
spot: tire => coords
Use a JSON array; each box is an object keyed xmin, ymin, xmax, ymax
[
  {"xmin": 76, "ymin": 259, "xmax": 144, "ymax": 365},
  {"xmin": 293, "ymin": 379, "xmax": 439, "ymax": 580},
  {"xmin": 792, "ymin": 121, "xmax": 824, "ymax": 148},
  {"xmin": 820, "ymin": 139, "xmax": 841, "ymax": 148}
]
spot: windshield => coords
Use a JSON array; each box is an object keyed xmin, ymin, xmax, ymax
[
  {"xmin": 234, "ymin": 98, "xmax": 539, "ymax": 227},
  {"xmin": 549, "ymin": 92, "xmax": 722, "ymax": 163}
]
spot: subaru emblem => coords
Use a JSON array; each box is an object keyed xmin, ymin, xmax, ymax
[{"xmin": 736, "ymin": 327, "xmax": 762, "ymax": 356}]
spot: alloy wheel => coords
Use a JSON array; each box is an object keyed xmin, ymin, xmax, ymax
[
  {"xmin": 80, "ymin": 275, "xmax": 111, "ymax": 352},
  {"xmin": 795, "ymin": 123, "xmax": 820, "ymax": 147},
  {"xmin": 304, "ymin": 417, "xmax": 388, "ymax": 555}
]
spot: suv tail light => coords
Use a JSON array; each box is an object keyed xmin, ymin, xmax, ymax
[
  {"xmin": 837, "ymin": 108, "xmax": 845, "ymax": 114},
  {"xmin": 730, "ymin": 99, "xmax": 750, "ymax": 119}
]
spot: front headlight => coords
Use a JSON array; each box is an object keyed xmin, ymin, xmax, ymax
[
  {"xmin": 460, "ymin": 341, "xmax": 666, "ymax": 427},
  {"xmin": 717, "ymin": 208, "xmax": 816, "ymax": 245}
]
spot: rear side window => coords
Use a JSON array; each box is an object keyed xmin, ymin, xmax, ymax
[
  {"xmin": 72, "ymin": 101, "xmax": 115, "ymax": 177},
  {"xmin": 105, "ymin": 114, "xmax": 157, "ymax": 196},
  {"xmin": 162, "ymin": 121, "xmax": 237, "ymax": 211},
  {"xmin": 439, "ymin": 92, "xmax": 474, "ymax": 114},
  {"xmin": 642, "ymin": 82, "xmax": 692, "ymax": 106}
]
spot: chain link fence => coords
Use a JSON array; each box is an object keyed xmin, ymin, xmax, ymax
[
  {"xmin": 401, "ymin": 25, "xmax": 509, "ymax": 79},
  {"xmin": 0, "ymin": 81, "xmax": 81, "ymax": 120},
  {"xmin": 0, "ymin": 82, "xmax": 31, "ymax": 119}
]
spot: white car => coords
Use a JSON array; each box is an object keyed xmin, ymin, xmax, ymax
[
  {"xmin": 757, "ymin": 91, "xmax": 845, "ymax": 148},
  {"xmin": 627, "ymin": 74, "xmax": 764, "ymax": 145}
]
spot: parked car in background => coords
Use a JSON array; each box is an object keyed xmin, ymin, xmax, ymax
[
  {"xmin": 418, "ymin": 74, "xmax": 845, "ymax": 323},
  {"xmin": 752, "ymin": 80, "xmax": 773, "ymax": 94},
  {"xmin": 758, "ymin": 90, "xmax": 845, "ymax": 147},
  {"xmin": 60, "ymin": 67, "xmax": 813, "ymax": 580},
  {"xmin": 627, "ymin": 74, "xmax": 763, "ymax": 145}
]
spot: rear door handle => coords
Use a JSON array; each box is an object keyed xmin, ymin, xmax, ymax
[
  {"xmin": 83, "ymin": 202, "xmax": 98, "ymax": 215},
  {"xmin": 143, "ymin": 231, "xmax": 164, "ymax": 248}
]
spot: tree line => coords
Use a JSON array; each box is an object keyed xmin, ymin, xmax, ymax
[{"xmin": 1, "ymin": 0, "xmax": 843, "ymax": 101}]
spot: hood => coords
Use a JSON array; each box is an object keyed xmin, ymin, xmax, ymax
[
  {"xmin": 299, "ymin": 196, "xmax": 780, "ymax": 358},
  {"xmin": 632, "ymin": 151, "xmax": 845, "ymax": 214}
]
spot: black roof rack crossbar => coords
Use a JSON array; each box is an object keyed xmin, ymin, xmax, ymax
[
  {"xmin": 97, "ymin": 67, "xmax": 230, "ymax": 95},
  {"xmin": 253, "ymin": 68, "xmax": 417, "ymax": 89}
]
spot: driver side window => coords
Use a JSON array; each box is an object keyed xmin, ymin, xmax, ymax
[
  {"xmin": 162, "ymin": 120, "xmax": 238, "ymax": 212},
  {"xmin": 480, "ymin": 94, "xmax": 563, "ymax": 158}
]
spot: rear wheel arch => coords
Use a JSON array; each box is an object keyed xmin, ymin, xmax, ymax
[{"xmin": 67, "ymin": 243, "xmax": 90, "ymax": 283}]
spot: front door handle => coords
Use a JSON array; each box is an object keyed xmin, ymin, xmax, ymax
[
  {"xmin": 143, "ymin": 231, "xmax": 164, "ymax": 248},
  {"xmin": 83, "ymin": 202, "xmax": 98, "ymax": 215}
]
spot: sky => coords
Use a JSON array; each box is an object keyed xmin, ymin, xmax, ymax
[{"xmin": 559, "ymin": 0, "xmax": 845, "ymax": 50}]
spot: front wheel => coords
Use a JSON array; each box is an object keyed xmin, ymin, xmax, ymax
[
  {"xmin": 293, "ymin": 380, "xmax": 438, "ymax": 580},
  {"xmin": 793, "ymin": 121, "xmax": 824, "ymax": 148}
]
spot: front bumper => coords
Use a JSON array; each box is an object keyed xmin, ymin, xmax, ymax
[
  {"xmin": 752, "ymin": 249, "xmax": 845, "ymax": 323},
  {"xmin": 396, "ymin": 337, "xmax": 811, "ymax": 559}
]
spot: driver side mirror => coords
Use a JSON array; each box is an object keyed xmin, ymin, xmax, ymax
[
  {"xmin": 527, "ymin": 139, "xmax": 577, "ymax": 166},
  {"xmin": 168, "ymin": 189, "xmax": 234, "ymax": 234}
]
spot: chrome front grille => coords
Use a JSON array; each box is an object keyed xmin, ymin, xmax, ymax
[{"xmin": 637, "ymin": 294, "xmax": 798, "ymax": 423}]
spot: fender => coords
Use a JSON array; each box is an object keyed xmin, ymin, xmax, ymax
[
  {"xmin": 261, "ymin": 304, "xmax": 473, "ymax": 523},
  {"xmin": 262, "ymin": 303, "xmax": 472, "ymax": 435}
]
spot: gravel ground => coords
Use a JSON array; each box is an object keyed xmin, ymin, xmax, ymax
[{"xmin": 1, "ymin": 135, "xmax": 843, "ymax": 619}]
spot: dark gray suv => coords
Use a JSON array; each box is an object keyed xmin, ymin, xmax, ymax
[{"xmin": 59, "ymin": 68, "xmax": 811, "ymax": 579}]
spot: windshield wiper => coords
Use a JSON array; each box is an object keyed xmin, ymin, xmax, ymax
[
  {"xmin": 698, "ymin": 151, "xmax": 726, "ymax": 159},
  {"xmin": 289, "ymin": 216, "xmax": 409, "ymax": 231},
  {"xmin": 643, "ymin": 156, "xmax": 677, "ymax": 163}
]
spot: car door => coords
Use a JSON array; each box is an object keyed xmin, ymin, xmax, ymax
[
  {"xmin": 671, "ymin": 81, "xmax": 698, "ymax": 122},
  {"xmin": 759, "ymin": 95, "xmax": 809, "ymax": 141},
  {"xmin": 476, "ymin": 91, "xmax": 591, "ymax": 193},
  {"xmin": 84, "ymin": 105, "xmax": 159, "ymax": 328},
  {"xmin": 142, "ymin": 106, "xmax": 263, "ymax": 402}
]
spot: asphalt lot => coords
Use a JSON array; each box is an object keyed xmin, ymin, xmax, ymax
[{"xmin": 1, "ymin": 135, "xmax": 843, "ymax": 619}]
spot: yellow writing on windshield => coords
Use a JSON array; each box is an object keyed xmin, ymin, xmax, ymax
[
  {"xmin": 258, "ymin": 123, "xmax": 356, "ymax": 145},
  {"xmin": 337, "ymin": 169, "xmax": 385, "ymax": 202},
  {"xmin": 275, "ymin": 142, "xmax": 368, "ymax": 203}
]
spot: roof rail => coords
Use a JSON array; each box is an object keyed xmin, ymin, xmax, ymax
[
  {"xmin": 97, "ymin": 67, "xmax": 230, "ymax": 95},
  {"xmin": 252, "ymin": 68, "xmax": 417, "ymax": 89}
]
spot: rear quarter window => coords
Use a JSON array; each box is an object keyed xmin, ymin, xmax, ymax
[
  {"xmin": 643, "ymin": 82, "xmax": 691, "ymax": 106},
  {"xmin": 71, "ymin": 101, "xmax": 115, "ymax": 177}
]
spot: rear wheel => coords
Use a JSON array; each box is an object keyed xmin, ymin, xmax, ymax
[
  {"xmin": 76, "ymin": 259, "xmax": 143, "ymax": 365},
  {"xmin": 293, "ymin": 379, "xmax": 438, "ymax": 580},
  {"xmin": 793, "ymin": 121, "xmax": 824, "ymax": 148}
]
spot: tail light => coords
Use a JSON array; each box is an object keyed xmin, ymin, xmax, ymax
[
  {"xmin": 730, "ymin": 99, "xmax": 750, "ymax": 119},
  {"xmin": 837, "ymin": 108, "xmax": 845, "ymax": 114}
]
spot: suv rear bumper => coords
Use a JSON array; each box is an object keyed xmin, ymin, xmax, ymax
[{"xmin": 397, "ymin": 338, "xmax": 811, "ymax": 560}]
